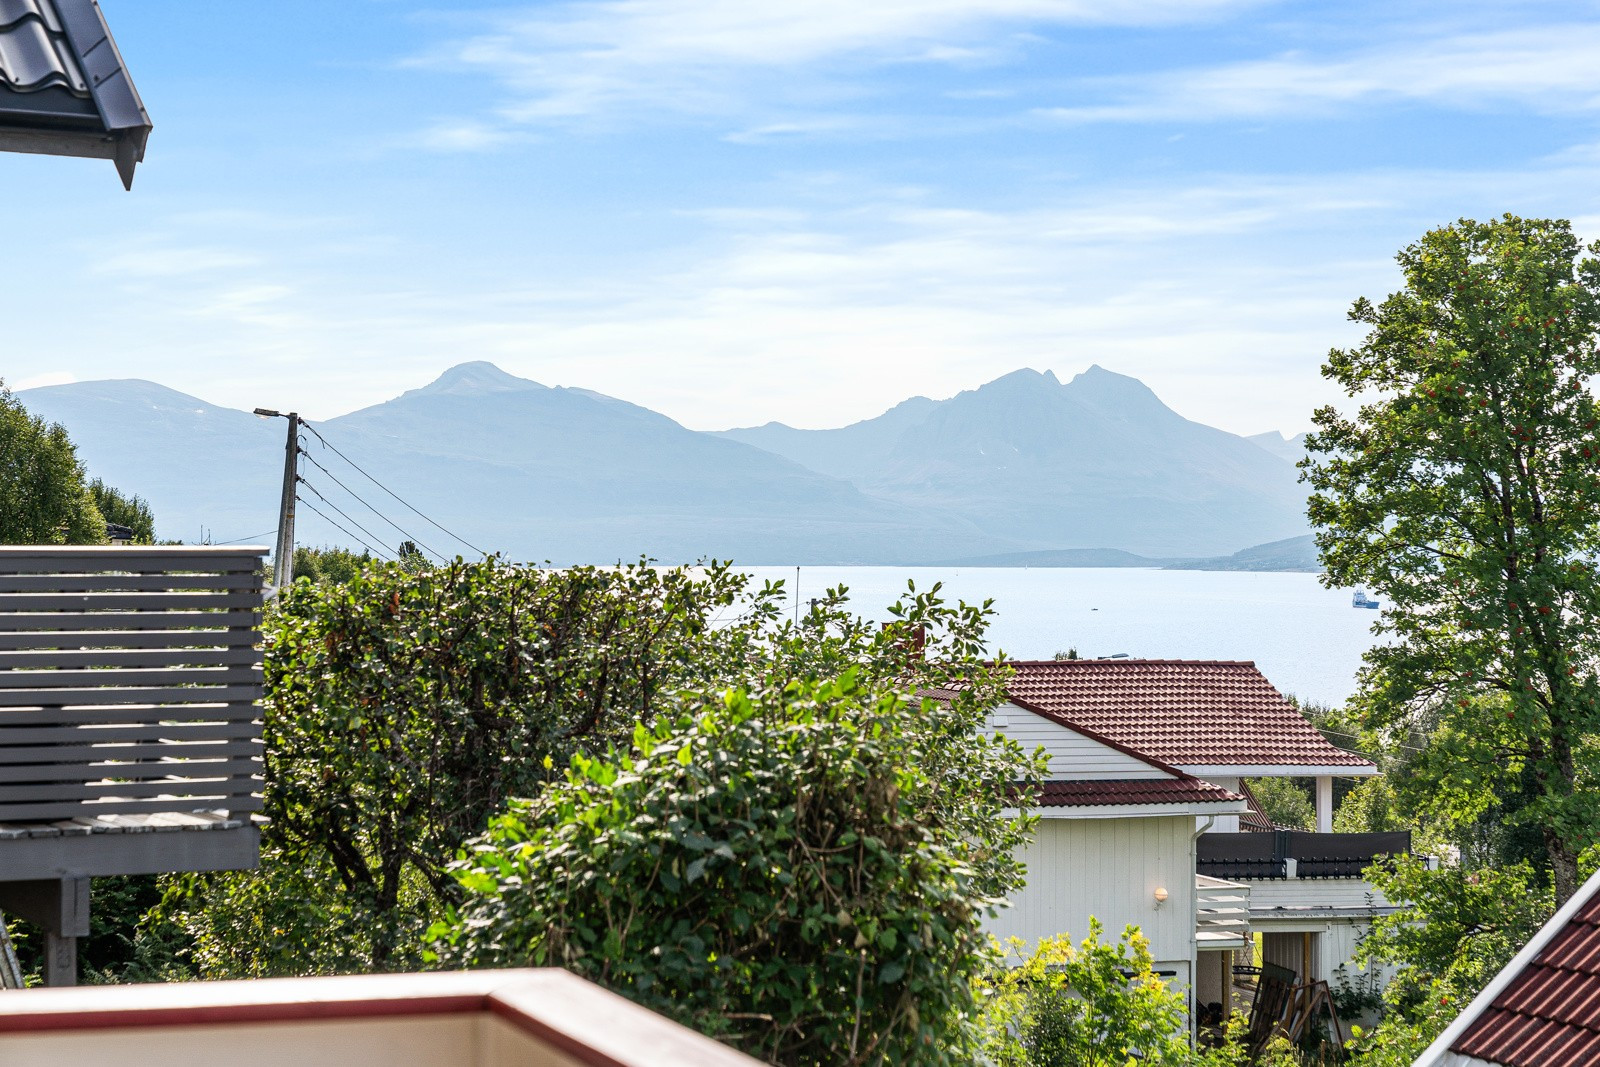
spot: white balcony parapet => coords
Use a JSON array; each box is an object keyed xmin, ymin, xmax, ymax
[{"xmin": 0, "ymin": 968, "xmax": 761, "ymax": 1066}]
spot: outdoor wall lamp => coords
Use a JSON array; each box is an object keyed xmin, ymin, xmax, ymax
[{"xmin": 1153, "ymin": 886, "xmax": 1169, "ymax": 907}]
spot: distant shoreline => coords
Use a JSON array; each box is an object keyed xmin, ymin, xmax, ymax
[{"xmin": 920, "ymin": 533, "xmax": 1319, "ymax": 573}]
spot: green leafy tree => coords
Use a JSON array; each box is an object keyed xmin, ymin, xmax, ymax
[
  {"xmin": 86, "ymin": 478, "xmax": 155, "ymax": 543},
  {"xmin": 1246, "ymin": 777, "xmax": 1316, "ymax": 830},
  {"xmin": 1358, "ymin": 855, "xmax": 1551, "ymax": 1009},
  {"xmin": 164, "ymin": 557, "xmax": 770, "ymax": 975},
  {"xmin": 1306, "ymin": 214, "xmax": 1600, "ymax": 902},
  {"xmin": 0, "ymin": 381, "xmax": 105, "ymax": 544},
  {"xmin": 432, "ymin": 669, "xmax": 1033, "ymax": 1066},
  {"xmin": 291, "ymin": 544, "xmax": 375, "ymax": 585},
  {"xmin": 978, "ymin": 924, "xmax": 1201, "ymax": 1067}
]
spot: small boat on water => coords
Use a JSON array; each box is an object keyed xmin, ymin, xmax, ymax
[{"xmin": 1352, "ymin": 589, "xmax": 1380, "ymax": 609}]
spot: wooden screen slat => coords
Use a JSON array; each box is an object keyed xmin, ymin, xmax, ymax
[
  {"xmin": 0, "ymin": 702, "xmax": 260, "ymax": 725},
  {"xmin": 0, "ymin": 667, "xmax": 262, "ymax": 690},
  {"xmin": 0, "ymin": 723, "xmax": 260, "ymax": 745},
  {"xmin": 0, "ymin": 630, "xmax": 260, "ymax": 650},
  {"xmin": 0, "ymin": 776, "xmax": 261, "ymax": 802},
  {"xmin": 0, "ymin": 648, "xmax": 261, "ymax": 670},
  {"xmin": 0, "ymin": 795, "xmax": 264, "ymax": 821},
  {"xmin": 0, "ymin": 740, "xmax": 262, "ymax": 765},
  {"xmin": 0, "ymin": 685, "xmax": 264, "ymax": 708},
  {"xmin": 0, "ymin": 757, "xmax": 262, "ymax": 785},
  {"xmin": 0, "ymin": 592, "xmax": 265, "ymax": 612},
  {"xmin": 0, "ymin": 612, "xmax": 260, "ymax": 632},
  {"xmin": 0, "ymin": 573, "xmax": 261, "ymax": 593},
  {"xmin": 0, "ymin": 548, "xmax": 264, "ymax": 574}
]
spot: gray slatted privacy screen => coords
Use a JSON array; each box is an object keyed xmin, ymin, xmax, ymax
[{"xmin": 0, "ymin": 546, "xmax": 267, "ymax": 824}]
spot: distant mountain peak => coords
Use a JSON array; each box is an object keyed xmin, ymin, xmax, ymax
[
  {"xmin": 406, "ymin": 361, "xmax": 541, "ymax": 399},
  {"xmin": 1064, "ymin": 364, "xmax": 1167, "ymax": 412}
]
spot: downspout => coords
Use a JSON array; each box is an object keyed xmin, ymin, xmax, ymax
[{"xmin": 1187, "ymin": 815, "xmax": 1215, "ymax": 1039}]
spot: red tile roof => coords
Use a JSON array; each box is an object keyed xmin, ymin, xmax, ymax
[
  {"xmin": 1031, "ymin": 778, "xmax": 1245, "ymax": 808},
  {"xmin": 1004, "ymin": 659, "xmax": 1373, "ymax": 770},
  {"xmin": 1450, "ymin": 890, "xmax": 1600, "ymax": 1067}
]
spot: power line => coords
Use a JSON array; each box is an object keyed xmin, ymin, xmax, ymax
[
  {"xmin": 299, "ymin": 421, "xmax": 489, "ymax": 557},
  {"xmin": 296, "ymin": 482, "xmax": 397, "ymax": 561},
  {"xmin": 298, "ymin": 448, "xmax": 448, "ymax": 562},
  {"xmin": 295, "ymin": 498, "xmax": 395, "ymax": 561},
  {"xmin": 214, "ymin": 527, "xmax": 277, "ymax": 546}
]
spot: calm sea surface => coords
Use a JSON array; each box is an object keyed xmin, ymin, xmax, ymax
[{"xmin": 739, "ymin": 567, "xmax": 1384, "ymax": 708}]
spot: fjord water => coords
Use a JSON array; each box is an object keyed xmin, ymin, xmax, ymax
[{"xmin": 747, "ymin": 566, "xmax": 1380, "ymax": 707}]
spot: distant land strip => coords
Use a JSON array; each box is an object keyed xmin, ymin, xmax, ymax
[{"xmin": 932, "ymin": 534, "xmax": 1318, "ymax": 572}]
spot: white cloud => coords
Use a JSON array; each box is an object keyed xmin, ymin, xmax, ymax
[
  {"xmin": 404, "ymin": 0, "xmax": 1257, "ymax": 126},
  {"xmin": 1038, "ymin": 25, "xmax": 1600, "ymax": 123}
]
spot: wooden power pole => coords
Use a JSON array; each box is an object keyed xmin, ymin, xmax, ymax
[{"xmin": 255, "ymin": 408, "xmax": 300, "ymax": 594}]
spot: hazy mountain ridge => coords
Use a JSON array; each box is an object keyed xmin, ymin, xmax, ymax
[
  {"xmin": 721, "ymin": 365, "xmax": 1307, "ymax": 557},
  {"xmin": 18, "ymin": 361, "xmax": 1311, "ymax": 565}
]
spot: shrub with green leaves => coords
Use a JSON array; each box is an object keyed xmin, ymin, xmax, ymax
[
  {"xmin": 431, "ymin": 670, "xmax": 1018, "ymax": 1066},
  {"xmin": 163, "ymin": 557, "xmax": 772, "ymax": 975},
  {"xmin": 978, "ymin": 923, "xmax": 1197, "ymax": 1067}
]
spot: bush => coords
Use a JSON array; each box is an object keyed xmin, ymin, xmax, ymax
[
  {"xmin": 430, "ymin": 671, "xmax": 1017, "ymax": 1066},
  {"xmin": 162, "ymin": 557, "xmax": 768, "ymax": 975},
  {"xmin": 977, "ymin": 924, "xmax": 1199, "ymax": 1067}
]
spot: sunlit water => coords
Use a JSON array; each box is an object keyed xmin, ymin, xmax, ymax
[{"xmin": 737, "ymin": 566, "xmax": 1384, "ymax": 708}]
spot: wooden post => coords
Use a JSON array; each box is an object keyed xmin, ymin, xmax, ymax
[
  {"xmin": 0, "ymin": 877, "xmax": 90, "ymax": 986},
  {"xmin": 1315, "ymin": 775, "xmax": 1334, "ymax": 832}
]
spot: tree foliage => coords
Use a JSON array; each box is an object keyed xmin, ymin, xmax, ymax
[
  {"xmin": 291, "ymin": 544, "xmax": 377, "ymax": 585},
  {"xmin": 166, "ymin": 558, "xmax": 766, "ymax": 974},
  {"xmin": 1306, "ymin": 214, "xmax": 1600, "ymax": 901},
  {"xmin": 86, "ymin": 478, "xmax": 155, "ymax": 543},
  {"xmin": 432, "ymin": 670, "xmax": 1030, "ymax": 1066},
  {"xmin": 978, "ymin": 924, "xmax": 1238, "ymax": 1067},
  {"xmin": 0, "ymin": 381, "xmax": 106, "ymax": 544},
  {"xmin": 160, "ymin": 559, "xmax": 1034, "ymax": 998},
  {"xmin": 1246, "ymin": 777, "xmax": 1316, "ymax": 830}
]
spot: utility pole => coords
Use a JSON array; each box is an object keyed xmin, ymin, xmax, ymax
[{"xmin": 254, "ymin": 408, "xmax": 300, "ymax": 595}]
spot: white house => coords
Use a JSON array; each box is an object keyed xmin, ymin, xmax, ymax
[
  {"xmin": 983, "ymin": 700, "xmax": 1250, "ymax": 1023},
  {"xmin": 991, "ymin": 659, "xmax": 1403, "ymax": 1027}
]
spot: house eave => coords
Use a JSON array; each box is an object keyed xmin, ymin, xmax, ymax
[
  {"xmin": 1008, "ymin": 798, "xmax": 1251, "ymax": 820},
  {"xmin": 1178, "ymin": 763, "xmax": 1378, "ymax": 778}
]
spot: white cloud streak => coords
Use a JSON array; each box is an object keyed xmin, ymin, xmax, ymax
[
  {"xmin": 1039, "ymin": 25, "xmax": 1600, "ymax": 123},
  {"xmin": 405, "ymin": 0, "xmax": 1256, "ymax": 126}
]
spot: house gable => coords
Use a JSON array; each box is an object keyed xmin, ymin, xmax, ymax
[{"xmin": 989, "ymin": 700, "xmax": 1169, "ymax": 780}]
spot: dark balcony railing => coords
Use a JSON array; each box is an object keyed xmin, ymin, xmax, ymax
[
  {"xmin": 1197, "ymin": 830, "xmax": 1410, "ymax": 880},
  {"xmin": 0, "ymin": 546, "xmax": 266, "ymax": 824}
]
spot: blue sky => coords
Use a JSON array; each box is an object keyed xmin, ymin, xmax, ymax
[{"xmin": 6, "ymin": 0, "xmax": 1600, "ymax": 436}]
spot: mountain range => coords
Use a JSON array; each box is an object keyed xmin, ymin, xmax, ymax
[{"xmin": 16, "ymin": 362, "xmax": 1314, "ymax": 566}]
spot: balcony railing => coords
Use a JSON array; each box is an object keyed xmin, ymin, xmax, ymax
[
  {"xmin": 0, "ymin": 545, "xmax": 267, "ymax": 985},
  {"xmin": 1196, "ymin": 873, "xmax": 1251, "ymax": 950},
  {"xmin": 1197, "ymin": 831, "xmax": 1411, "ymax": 881},
  {"xmin": 0, "ymin": 545, "xmax": 266, "ymax": 827}
]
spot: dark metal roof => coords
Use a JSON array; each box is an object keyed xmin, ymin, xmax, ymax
[{"xmin": 0, "ymin": 0, "xmax": 149, "ymax": 188}]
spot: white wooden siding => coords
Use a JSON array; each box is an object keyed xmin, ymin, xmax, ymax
[
  {"xmin": 987, "ymin": 814, "xmax": 1197, "ymax": 968},
  {"xmin": 989, "ymin": 704, "xmax": 1168, "ymax": 780}
]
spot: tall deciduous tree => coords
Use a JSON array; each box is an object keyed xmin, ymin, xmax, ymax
[
  {"xmin": 0, "ymin": 381, "xmax": 105, "ymax": 544},
  {"xmin": 1306, "ymin": 215, "xmax": 1600, "ymax": 902}
]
